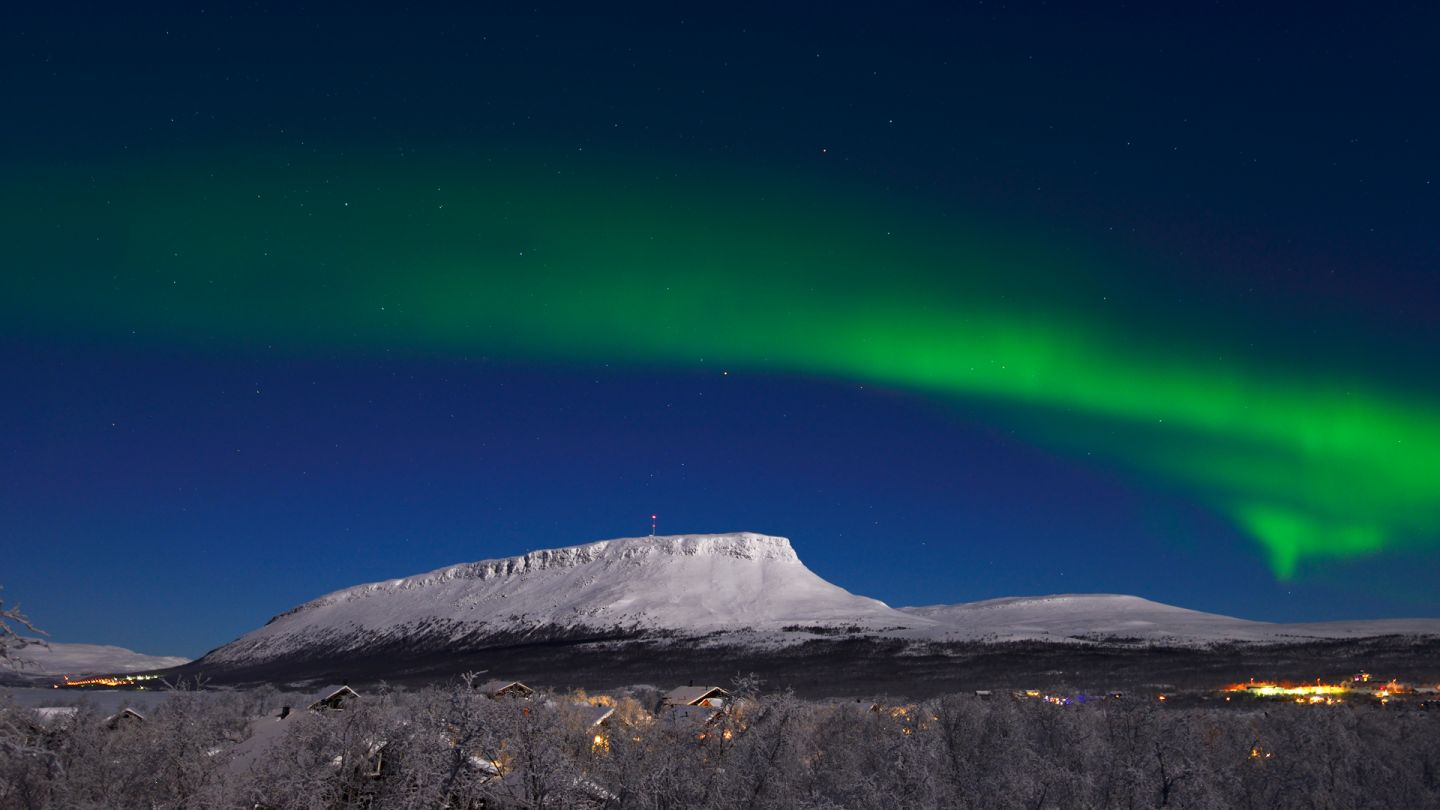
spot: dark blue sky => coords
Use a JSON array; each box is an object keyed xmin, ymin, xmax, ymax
[{"xmin": 4, "ymin": 2, "xmax": 1439, "ymax": 657}]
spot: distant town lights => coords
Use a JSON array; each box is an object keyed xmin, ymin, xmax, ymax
[{"xmin": 58, "ymin": 673, "xmax": 162, "ymax": 688}]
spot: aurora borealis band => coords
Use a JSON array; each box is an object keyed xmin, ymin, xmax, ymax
[
  {"xmin": 8, "ymin": 156, "xmax": 1439, "ymax": 579},
  {"xmin": 5, "ymin": 2, "xmax": 1440, "ymax": 655}
]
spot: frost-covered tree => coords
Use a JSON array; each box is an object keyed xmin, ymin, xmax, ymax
[
  {"xmin": 9, "ymin": 683, "xmax": 1440, "ymax": 809},
  {"xmin": 0, "ymin": 586, "xmax": 45, "ymax": 665}
]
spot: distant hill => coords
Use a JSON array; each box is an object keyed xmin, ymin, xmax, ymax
[{"xmin": 6, "ymin": 640, "xmax": 189, "ymax": 681}]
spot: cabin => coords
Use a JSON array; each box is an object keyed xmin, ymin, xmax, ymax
[
  {"xmin": 576, "ymin": 703, "xmax": 617, "ymax": 753},
  {"xmin": 576, "ymin": 702, "xmax": 615, "ymax": 728},
  {"xmin": 662, "ymin": 685, "xmax": 729, "ymax": 709},
  {"xmin": 663, "ymin": 704, "xmax": 725, "ymax": 732},
  {"xmin": 309, "ymin": 685, "xmax": 361, "ymax": 713},
  {"xmin": 227, "ymin": 701, "xmax": 386, "ymax": 789},
  {"xmin": 104, "ymin": 708, "xmax": 146, "ymax": 730},
  {"xmin": 352, "ymin": 740, "xmax": 388, "ymax": 779},
  {"xmin": 477, "ymin": 679, "xmax": 534, "ymax": 699}
]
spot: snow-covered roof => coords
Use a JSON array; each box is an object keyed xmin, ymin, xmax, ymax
[
  {"xmin": 663, "ymin": 685, "xmax": 728, "ymax": 707},
  {"xmin": 308, "ymin": 684, "xmax": 360, "ymax": 710},
  {"xmin": 103, "ymin": 707, "xmax": 145, "ymax": 725},
  {"xmin": 477, "ymin": 679, "xmax": 533, "ymax": 697},
  {"xmin": 576, "ymin": 704, "xmax": 615, "ymax": 727}
]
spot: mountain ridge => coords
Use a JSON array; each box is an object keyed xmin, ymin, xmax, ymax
[
  {"xmin": 268, "ymin": 532, "xmax": 804, "ymax": 625},
  {"xmin": 5, "ymin": 640, "xmax": 189, "ymax": 680},
  {"xmin": 204, "ymin": 533, "xmax": 927, "ymax": 668},
  {"xmin": 195, "ymin": 532, "xmax": 1440, "ymax": 679}
]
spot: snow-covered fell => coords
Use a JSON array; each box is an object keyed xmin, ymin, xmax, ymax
[
  {"xmin": 202, "ymin": 533, "xmax": 931, "ymax": 666},
  {"xmin": 199, "ymin": 533, "xmax": 1440, "ymax": 670},
  {"xmin": 902, "ymin": 594, "xmax": 1440, "ymax": 644},
  {"xmin": 901, "ymin": 595, "xmax": 1271, "ymax": 643},
  {"xmin": 7, "ymin": 640, "xmax": 189, "ymax": 677}
]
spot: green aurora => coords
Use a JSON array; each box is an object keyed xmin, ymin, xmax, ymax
[{"xmin": 7, "ymin": 155, "xmax": 1438, "ymax": 578}]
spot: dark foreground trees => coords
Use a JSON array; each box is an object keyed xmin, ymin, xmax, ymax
[{"xmin": 3, "ymin": 684, "xmax": 1439, "ymax": 809}]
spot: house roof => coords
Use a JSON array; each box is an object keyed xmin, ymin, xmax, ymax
[
  {"xmin": 576, "ymin": 703, "xmax": 615, "ymax": 727},
  {"xmin": 225, "ymin": 712, "xmax": 388, "ymax": 778},
  {"xmin": 308, "ymin": 684, "xmax": 360, "ymax": 709},
  {"xmin": 663, "ymin": 685, "xmax": 729, "ymax": 706},
  {"xmin": 104, "ymin": 707, "xmax": 145, "ymax": 721},
  {"xmin": 477, "ymin": 679, "xmax": 533, "ymax": 696}
]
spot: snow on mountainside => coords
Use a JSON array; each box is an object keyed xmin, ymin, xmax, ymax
[
  {"xmin": 7, "ymin": 640, "xmax": 189, "ymax": 676},
  {"xmin": 901, "ymin": 595, "xmax": 1274, "ymax": 643},
  {"xmin": 202, "ymin": 533, "xmax": 933, "ymax": 666},
  {"xmin": 199, "ymin": 532, "xmax": 1440, "ymax": 671},
  {"xmin": 902, "ymin": 594, "xmax": 1440, "ymax": 644}
]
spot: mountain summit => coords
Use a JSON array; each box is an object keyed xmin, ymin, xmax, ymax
[
  {"xmin": 201, "ymin": 533, "xmax": 927, "ymax": 667},
  {"xmin": 189, "ymin": 532, "xmax": 1440, "ymax": 687}
]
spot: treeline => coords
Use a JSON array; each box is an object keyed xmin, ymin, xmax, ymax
[{"xmin": 3, "ymin": 681, "xmax": 1440, "ymax": 809}]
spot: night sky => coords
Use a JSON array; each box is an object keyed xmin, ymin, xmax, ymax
[{"xmin": 5, "ymin": 2, "xmax": 1439, "ymax": 658}]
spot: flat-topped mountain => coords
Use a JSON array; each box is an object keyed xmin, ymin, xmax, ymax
[
  {"xmin": 199, "ymin": 533, "xmax": 931, "ymax": 669},
  {"xmin": 184, "ymin": 532, "xmax": 1440, "ymax": 690}
]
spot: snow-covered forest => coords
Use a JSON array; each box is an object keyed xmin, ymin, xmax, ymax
[{"xmin": 4, "ymin": 680, "xmax": 1439, "ymax": 810}]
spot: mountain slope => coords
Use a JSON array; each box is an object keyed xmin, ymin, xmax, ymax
[
  {"xmin": 193, "ymin": 532, "xmax": 1440, "ymax": 685},
  {"xmin": 8, "ymin": 640, "xmax": 189, "ymax": 677},
  {"xmin": 902, "ymin": 594, "xmax": 1440, "ymax": 644},
  {"xmin": 201, "ymin": 533, "xmax": 932, "ymax": 667},
  {"xmin": 901, "ymin": 595, "xmax": 1273, "ymax": 643}
]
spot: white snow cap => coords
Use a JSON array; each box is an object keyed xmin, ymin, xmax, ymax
[
  {"xmin": 205, "ymin": 533, "xmax": 926, "ymax": 665},
  {"xmin": 202, "ymin": 532, "xmax": 1440, "ymax": 667}
]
